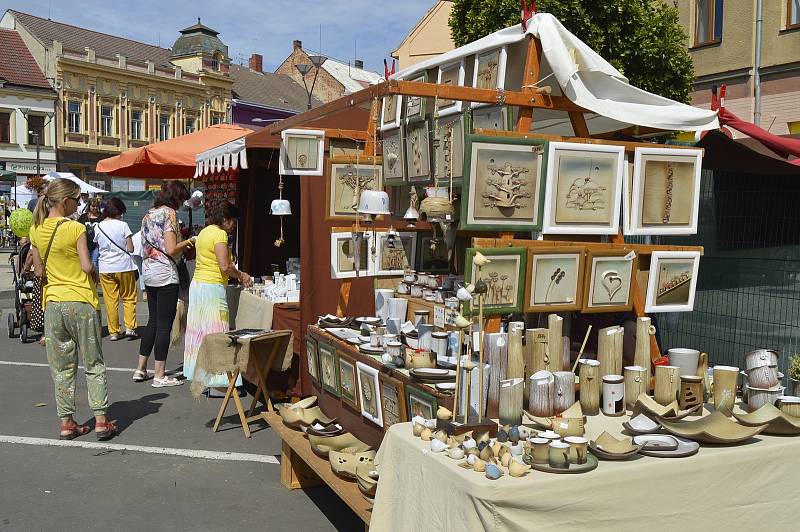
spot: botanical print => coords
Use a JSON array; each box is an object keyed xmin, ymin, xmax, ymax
[
  {"xmin": 285, "ymin": 135, "xmax": 319, "ymax": 171},
  {"xmin": 357, "ymin": 362, "xmax": 382, "ymax": 426},
  {"xmin": 475, "ymin": 50, "xmax": 500, "ymax": 90},
  {"xmin": 655, "ymin": 259, "xmax": 694, "ymax": 306},
  {"xmin": 554, "ymin": 151, "xmax": 618, "ymax": 224},
  {"xmin": 589, "ymin": 258, "xmax": 632, "ymax": 306},
  {"xmin": 408, "ymin": 393, "xmax": 434, "ymax": 419},
  {"xmin": 471, "ymin": 143, "xmax": 543, "ymax": 223},
  {"xmin": 531, "ymin": 254, "xmax": 580, "ymax": 306},
  {"xmin": 339, "ymin": 357, "xmax": 357, "ymax": 407},
  {"xmin": 330, "ymin": 163, "xmax": 382, "ymax": 217},
  {"xmin": 382, "ymin": 128, "xmax": 404, "ymax": 181},
  {"xmin": 405, "ymin": 120, "xmax": 430, "ymax": 181},
  {"xmin": 382, "ymin": 95, "xmax": 399, "ymax": 127},
  {"xmin": 381, "ymin": 380, "xmax": 403, "ymax": 428},
  {"xmin": 641, "ymin": 158, "xmax": 695, "ymax": 226},
  {"xmin": 471, "ymin": 255, "xmax": 521, "ymax": 309},
  {"xmin": 378, "ymin": 233, "xmax": 415, "ymax": 272},
  {"xmin": 471, "ymin": 106, "xmax": 506, "ymax": 130},
  {"xmin": 318, "ymin": 344, "xmax": 337, "ymax": 394},
  {"xmin": 433, "ymin": 115, "xmax": 463, "ymax": 181}
]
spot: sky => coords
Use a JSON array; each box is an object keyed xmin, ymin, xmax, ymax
[{"xmin": 1, "ymin": 0, "xmax": 437, "ymax": 73}]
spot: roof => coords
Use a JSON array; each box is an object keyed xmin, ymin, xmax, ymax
[
  {"xmin": 229, "ymin": 64, "xmax": 316, "ymax": 112},
  {"xmin": 392, "ymin": 0, "xmax": 452, "ymax": 56},
  {"xmin": 171, "ymin": 18, "xmax": 228, "ymax": 59},
  {"xmin": 0, "ymin": 28, "xmax": 52, "ymax": 90},
  {"xmin": 179, "ymin": 19, "xmax": 219, "ymax": 36},
  {"xmin": 697, "ymin": 131, "xmax": 800, "ymax": 176},
  {"xmin": 313, "ymin": 54, "xmax": 382, "ymax": 93},
  {"xmin": 8, "ymin": 10, "xmax": 172, "ymax": 66}
]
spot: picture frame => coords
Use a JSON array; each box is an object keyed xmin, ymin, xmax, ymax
[
  {"xmin": 416, "ymin": 234, "xmax": 451, "ymax": 273},
  {"xmin": 380, "ymin": 93, "xmax": 402, "ymax": 131},
  {"xmin": 460, "ymin": 134, "xmax": 548, "ymax": 231},
  {"xmin": 279, "ymin": 128, "xmax": 325, "ymax": 176},
  {"xmin": 524, "ymin": 246, "xmax": 586, "ymax": 313},
  {"xmin": 375, "ymin": 231, "xmax": 417, "ymax": 276},
  {"xmin": 317, "ymin": 341, "xmax": 340, "ymax": 397},
  {"xmin": 464, "ymin": 247, "xmax": 527, "ymax": 315},
  {"xmin": 471, "ymin": 47, "xmax": 507, "ymax": 108},
  {"xmin": 330, "ymin": 231, "xmax": 374, "ymax": 278},
  {"xmin": 405, "ymin": 385, "xmax": 437, "ymax": 420},
  {"xmin": 305, "ymin": 334, "xmax": 320, "ymax": 386},
  {"xmin": 381, "ymin": 127, "xmax": 405, "ymax": 185},
  {"xmin": 379, "ymin": 373, "xmax": 407, "ymax": 431},
  {"xmin": 433, "ymin": 114, "xmax": 464, "ymax": 183},
  {"xmin": 338, "ymin": 352, "xmax": 359, "ymax": 410},
  {"xmin": 326, "ymin": 157, "xmax": 384, "ymax": 219},
  {"xmin": 645, "ymin": 250, "xmax": 701, "ymax": 313},
  {"xmin": 581, "ymin": 248, "xmax": 638, "ymax": 313},
  {"xmin": 356, "ymin": 361, "xmax": 383, "ymax": 427},
  {"xmin": 405, "ymin": 119, "xmax": 432, "ymax": 183},
  {"xmin": 469, "ymin": 105, "xmax": 510, "ymax": 131},
  {"xmin": 542, "ymin": 142, "xmax": 625, "ymax": 235},
  {"xmin": 436, "ymin": 60, "xmax": 465, "ymax": 117},
  {"xmin": 626, "ymin": 147, "xmax": 703, "ymax": 235},
  {"xmin": 404, "ymin": 72, "xmax": 428, "ymax": 124}
]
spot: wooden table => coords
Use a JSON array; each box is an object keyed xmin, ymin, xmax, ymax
[{"xmin": 265, "ymin": 411, "xmax": 372, "ymax": 530}]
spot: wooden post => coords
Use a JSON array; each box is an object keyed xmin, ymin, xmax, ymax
[
  {"xmin": 516, "ymin": 36, "xmax": 543, "ymax": 132},
  {"xmin": 547, "ymin": 314, "xmax": 563, "ymax": 372},
  {"xmin": 336, "ymin": 279, "xmax": 352, "ymax": 318}
]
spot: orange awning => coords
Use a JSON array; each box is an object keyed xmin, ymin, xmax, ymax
[{"xmin": 96, "ymin": 124, "xmax": 251, "ymax": 179}]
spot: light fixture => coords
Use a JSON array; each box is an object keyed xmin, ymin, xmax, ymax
[
  {"xmin": 308, "ymin": 55, "xmax": 327, "ymax": 69},
  {"xmin": 295, "ymin": 63, "xmax": 312, "ymax": 76},
  {"xmin": 403, "ymin": 186, "xmax": 419, "ymax": 227}
]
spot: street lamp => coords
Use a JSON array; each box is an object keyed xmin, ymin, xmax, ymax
[
  {"xmin": 19, "ymin": 107, "xmax": 55, "ymax": 181},
  {"xmin": 295, "ymin": 54, "xmax": 327, "ymax": 110}
]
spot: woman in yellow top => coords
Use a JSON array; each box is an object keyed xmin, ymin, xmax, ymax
[
  {"xmin": 29, "ymin": 178, "xmax": 117, "ymax": 441},
  {"xmin": 183, "ymin": 201, "xmax": 252, "ymax": 389}
]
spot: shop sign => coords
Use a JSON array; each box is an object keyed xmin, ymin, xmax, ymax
[{"xmin": 1, "ymin": 160, "xmax": 57, "ymax": 174}]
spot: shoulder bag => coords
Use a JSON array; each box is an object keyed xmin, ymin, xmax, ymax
[
  {"xmin": 40, "ymin": 219, "xmax": 68, "ymax": 286},
  {"xmin": 96, "ymin": 222, "xmax": 139, "ymax": 280},
  {"xmin": 143, "ymin": 235, "xmax": 190, "ymax": 291}
]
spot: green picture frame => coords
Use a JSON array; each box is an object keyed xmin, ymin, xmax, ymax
[
  {"xmin": 464, "ymin": 247, "xmax": 528, "ymax": 315},
  {"xmin": 405, "ymin": 385, "xmax": 438, "ymax": 420},
  {"xmin": 338, "ymin": 352, "xmax": 359, "ymax": 410},
  {"xmin": 305, "ymin": 334, "xmax": 320, "ymax": 386},
  {"xmin": 317, "ymin": 341, "xmax": 340, "ymax": 397},
  {"xmin": 460, "ymin": 134, "xmax": 548, "ymax": 232}
]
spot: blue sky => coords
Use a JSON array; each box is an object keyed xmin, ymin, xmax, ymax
[{"xmin": 1, "ymin": 0, "xmax": 438, "ymax": 73}]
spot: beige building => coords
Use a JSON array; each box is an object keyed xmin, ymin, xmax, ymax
[
  {"xmin": 676, "ymin": 0, "xmax": 800, "ymax": 136},
  {"xmin": 0, "ymin": 11, "xmax": 233, "ymax": 186},
  {"xmin": 391, "ymin": 0, "xmax": 456, "ymax": 70}
]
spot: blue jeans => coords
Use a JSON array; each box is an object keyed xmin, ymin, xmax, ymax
[{"xmin": 90, "ymin": 247, "xmax": 99, "ymax": 273}]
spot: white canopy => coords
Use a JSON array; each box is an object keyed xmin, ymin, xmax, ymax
[
  {"xmin": 194, "ymin": 137, "xmax": 248, "ymax": 178},
  {"xmin": 44, "ymin": 171, "xmax": 106, "ymax": 193},
  {"xmin": 11, "ymin": 184, "xmax": 36, "ymax": 208},
  {"xmin": 394, "ymin": 13, "xmax": 719, "ymax": 134}
]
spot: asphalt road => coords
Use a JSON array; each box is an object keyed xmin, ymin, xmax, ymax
[{"xmin": 0, "ymin": 296, "xmax": 361, "ymax": 532}]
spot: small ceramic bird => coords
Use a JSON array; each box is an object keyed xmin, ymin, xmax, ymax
[
  {"xmin": 473, "ymin": 458, "xmax": 487, "ymax": 472},
  {"xmin": 508, "ymin": 459, "xmax": 530, "ymax": 478},
  {"xmin": 413, "ymin": 422, "xmax": 425, "ymax": 437},
  {"xmin": 453, "ymin": 314, "xmax": 471, "ymax": 329},
  {"xmin": 474, "ymin": 279, "xmax": 488, "ymax": 295},
  {"xmin": 485, "ymin": 463, "xmax": 504, "ymax": 480},
  {"xmin": 500, "ymin": 452, "xmax": 512, "ymax": 467},
  {"xmin": 473, "ymin": 252, "xmax": 492, "ymax": 267},
  {"xmin": 456, "ymin": 285, "xmax": 473, "ymax": 302},
  {"xmin": 447, "ymin": 447, "xmax": 465, "ymax": 460},
  {"xmin": 420, "ymin": 427, "xmax": 433, "ymax": 441},
  {"xmin": 436, "ymin": 406, "xmax": 453, "ymax": 421},
  {"xmin": 430, "ymin": 439, "xmax": 449, "ymax": 453},
  {"xmin": 433, "ymin": 429, "xmax": 448, "ymax": 443}
]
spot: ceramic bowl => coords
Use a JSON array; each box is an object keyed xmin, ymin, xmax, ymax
[
  {"xmin": 622, "ymin": 413, "xmax": 662, "ymax": 435},
  {"xmin": 589, "ymin": 431, "xmax": 644, "ymax": 460},
  {"xmin": 309, "ymin": 433, "xmax": 371, "ymax": 458},
  {"xmin": 329, "ymin": 448, "xmax": 376, "ymax": 479},
  {"xmin": 355, "ymin": 463, "xmax": 378, "ymax": 500},
  {"xmin": 632, "ymin": 434, "xmax": 680, "ymax": 451},
  {"xmin": 777, "ymin": 396, "xmax": 800, "ymax": 418},
  {"xmin": 633, "ymin": 394, "xmax": 702, "ymax": 420},
  {"xmin": 733, "ymin": 403, "xmax": 800, "ymax": 435},
  {"xmin": 657, "ymin": 411, "xmax": 768, "ymax": 444}
]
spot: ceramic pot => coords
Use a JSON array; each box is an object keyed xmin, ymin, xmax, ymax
[
  {"xmin": 777, "ymin": 396, "xmax": 800, "ymax": 417},
  {"xmin": 431, "ymin": 332, "xmax": 449, "ymax": 361},
  {"xmin": 746, "ymin": 365, "xmax": 779, "ymax": 389},
  {"xmin": 410, "ymin": 284, "xmax": 423, "ymax": 298},
  {"xmin": 668, "ymin": 348, "xmax": 701, "ymax": 378},
  {"xmin": 746, "ymin": 385, "xmax": 785, "ymax": 412},
  {"xmin": 654, "ymin": 365, "xmax": 680, "ymax": 406},
  {"xmin": 387, "ymin": 298, "xmax": 408, "ymax": 321},
  {"xmin": 578, "ymin": 359, "xmax": 601, "ymax": 415},
  {"xmin": 713, "ymin": 365, "xmax": 739, "ymax": 416},
  {"xmin": 623, "ymin": 366, "xmax": 648, "ymax": 410},
  {"xmin": 602, "ymin": 374, "xmax": 625, "ymax": 416},
  {"xmin": 744, "ymin": 349, "xmax": 779, "ymax": 371},
  {"xmin": 529, "ymin": 437, "xmax": 550, "ymax": 464},
  {"xmin": 528, "ymin": 370, "xmax": 555, "ymax": 417},
  {"xmin": 679, "ymin": 375, "xmax": 704, "ymax": 410},
  {"xmin": 548, "ymin": 441, "xmax": 570, "ymax": 469},
  {"xmin": 381, "ymin": 334, "xmax": 398, "ymax": 348},
  {"xmin": 564, "ymin": 436, "xmax": 588, "ymax": 465},
  {"xmin": 403, "ymin": 271, "xmax": 417, "ymax": 283},
  {"xmin": 553, "ymin": 371, "xmax": 576, "ymax": 415},
  {"xmin": 385, "ymin": 341, "xmax": 403, "ymax": 365}
]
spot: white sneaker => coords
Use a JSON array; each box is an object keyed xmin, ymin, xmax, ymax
[{"xmin": 152, "ymin": 376, "xmax": 184, "ymax": 388}]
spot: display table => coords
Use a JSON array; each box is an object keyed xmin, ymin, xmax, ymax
[{"xmin": 371, "ymin": 409, "xmax": 798, "ymax": 531}]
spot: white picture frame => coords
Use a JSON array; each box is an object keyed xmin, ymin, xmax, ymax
[
  {"xmin": 542, "ymin": 142, "xmax": 625, "ymax": 235},
  {"xmin": 645, "ymin": 251, "xmax": 701, "ymax": 313},
  {"xmin": 356, "ymin": 361, "xmax": 383, "ymax": 427},
  {"xmin": 626, "ymin": 147, "xmax": 703, "ymax": 235},
  {"xmin": 374, "ymin": 231, "xmax": 417, "ymax": 276},
  {"xmin": 380, "ymin": 94, "xmax": 402, "ymax": 131},
  {"xmin": 279, "ymin": 128, "xmax": 325, "ymax": 176},
  {"xmin": 330, "ymin": 232, "xmax": 374, "ymax": 279},
  {"xmin": 471, "ymin": 47, "xmax": 507, "ymax": 108},
  {"xmin": 436, "ymin": 60, "xmax": 465, "ymax": 118}
]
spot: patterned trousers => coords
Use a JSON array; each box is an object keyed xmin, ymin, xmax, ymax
[{"xmin": 44, "ymin": 301, "xmax": 109, "ymax": 419}]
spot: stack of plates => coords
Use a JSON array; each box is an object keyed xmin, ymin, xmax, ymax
[
  {"xmin": 409, "ymin": 368, "xmax": 456, "ymax": 383},
  {"xmin": 318, "ymin": 316, "xmax": 353, "ymax": 329},
  {"xmin": 355, "ymin": 317, "xmax": 382, "ymax": 328},
  {"xmin": 359, "ymin": 344, "xmax": 385, "ymax": 355}
]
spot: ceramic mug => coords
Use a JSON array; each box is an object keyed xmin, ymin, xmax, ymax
[
  {"xmin": 431, "ymin": 332, "xmax": 449, "ymax": 360},
  {"xmin": 667, "ymin": 348, "xmax": 701, "ymax": 378},
  {"xmin": 713, "ymin": 365, "xmax": 739, "ymax": 416},
  {"xmin": 385, "ymin": 341, "xmax": 403, "ymax": 359},
  {"xmin": 381, "ymin": 333, "xmax": 398, "ymax": 347},
  {"xmin": 369, "ymin": 332, "xmax": 381, "ymax": 347},
  {"xmin": 548, "ymin": 441, "xmax": 570, "ymax": 469},
  {"xmin": 529, "ymin": 437, "xmax": 550, "ymax": 464},
  {"xmin": 563, "ymin": 436, "xmax": 588, "ymax": 465},
  {"xmin": 410, "ymin": 284, "xmax": 423, "ymax": 298}
]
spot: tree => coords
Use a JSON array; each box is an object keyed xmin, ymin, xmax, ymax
[{"xmin": 449, "ymin": 0, "xmax": 695, "ymax": 103}]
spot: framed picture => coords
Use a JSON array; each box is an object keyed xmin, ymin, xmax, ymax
[
  {"xmin": 464, "ymin": 247, "xmax": 527, "ymax": 315},
  {"xmin": 471, "ymin": 47, "xmax": 507, "ymax": 107},
  {"xmin": 405, "ymin": 72, "xmax": 427, "ymax": 124},
  {"xmin": 461, "ymin": 134, "xmax": 548, "ymax": 231},
  {"xmin": 645, "ymin": 251, "xmax": 701, "ymax": 313},
  {"xmin": 405, "ymin": 385, "xmax": 437, "ymax": 420},
  {"xmin": 326, "ymin": 157, "xmax": 383, "ymax": 219},
  {"xmin": 338, "ymin": 352, "xmax": 359, "ymax": 410},
  {"xmin": 317, "ymin": 341, "xmax": 340, "ymax": 397},
  {"xmin": 417, "ymin": 235, "xmax": 450, "ymax": 273},
  {"xmin": 582, "ymin": 249, "xmax": 638, "ymax": 313},
  {"xmin": 380, "ymin": 94, "xmax": 402, "ymax": 131},
  {"xmin": 542, "ymin": 142, "xmax": 625, "ymax": 235},
  {"xmin": 470, "ymin": 106, "xmax": 509, "ymax": 131},
  {"xmin": 627, "ymin": 147, "xmax": 703, "ymax": 235},
  {"xmin": 305, "ymin": 335, "xmax": 320, "ymax": 386},
  {"xmin": 381, "ymin": 127, "xmax": 405, "ymax": 185},
  {"xmin": 436, "ymin": 60, "xmax": 465, "ymax": 117},
  {"xmin": 279, "ymin": 128, "xmax": 325, "ymax": 176},
  {"xmin": 330, "ymin": 231, "xmax": 373, "ymax": 278},
  {"xmin": 375, "ymin": 231, "xmax": 417, "ymax": 276},
  {"xmin": 379, "ymin": 373, "xmax": 407, "ymax": 431},
  {"xmin": 356, "ymin": 362, "xmax": 383, "ymax": 427},
  {"xmin": 405, "ymin": 120, "xmax": 431, "ymax": 183},
  {"xmin": 524, "ymin": 246, "xmax": 586, "ymax": 312},
  {"xmin": 433, "ymin": 114, "xmax": 464, "ymax": 183}
]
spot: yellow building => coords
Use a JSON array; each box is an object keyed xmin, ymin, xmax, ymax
[
  {"xmin": 0, "ymin": 11, "xmax": 233, "ymax": 187},
  {"xmin": 675, "ymin": 0, "xmax": 800, "ymax": 136},
  {"xmin": 392, "ymin": 0, "xmax": 456, "ymax": 70}
]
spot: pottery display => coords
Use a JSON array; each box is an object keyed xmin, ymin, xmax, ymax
[
  {"xmin": 355, "ymin": 464, "xmax": 378, "ymax": 500},
  {"xmin": 602, "ymin": 374, "xmax": 625, "ymax": 416},
  {"xmin": 499, "ymin": 378, "xmax": 525, "ymax": 426},
  {"xmin": 746, "ymin": 365, "xmax": 779, "ymax": 389},
  {"xmin": 679, "ymin": 375, "xmax": 704, "ymax": 411},
  {"xmin": 733, "ymin": 403, "xmax": 800, "ymax": 435},
  {"xmin": 622, "ymin": 413, "xmax": 661, "ymax": 435},
  {"xmin": 564, "ymin": 436, "xmax": 588, "ymax": 465},
  {"xmin": 654, "ymin": 365, "xmax": 680, "ymax": 406},
  {"xmin": 532, "ymin": 453, "xmax": 598, "ymax": 474},
  {"xmin": 278, "ymin": 405, "xmax": 336, "ymax": 430},
  {"xmin": 553, "ymin": 371, "xmax": 577, "ymax": 415},
  {"xmin": 508, "ymin": 459, "xmax": 530, "ymax": 477},
  {"xmin": 623, "ymin": 366, "xmax": 648, "ymax": 410},
  {"xmin": 548, "ymin": 441, "xmax": 570, "ymax": 469},
  {"xmin": 667, "ymin": 348, "xmax": 701, "ymax": 378},
  {"xmin": 638, "ymin": 436, "xmax": 700, "ymax": 458},
  {"xmin": 632, "ymin": 434, "xmax": 680, "ymax": 452},
  {"xmin": 746, "ymin": 385, "xmax": 785, "ymax": 412},
  {"xmin": 329, "ymin": 448, "xmax": 376, "ymax": 479},
  {"xmin": 713, "ymin": 365, "xmax": 739, "ymax": 416},
  {"xmin": 309, "ymin": 432, "xmax": 371, "ymax": 458},
  {"xmin": 657, "ymin": 411, "xmax": 768, "ymax": 444},
  {"xmin": 485, "ymin": 463, "xmax": 504, "ymax": 480},
  {"xmin": 778, "ymin": 396, "xmax": 800, "ymax": 418},
  {"xmin": 589, "ymin": 432, "xmax": 643, "ymax": 460},
  {"xmin": 744, "ymin": 349, "xmax": 779, "ymax": 371}
]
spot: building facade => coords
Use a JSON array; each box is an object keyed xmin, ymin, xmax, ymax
[
  {"xmin": 391, "ymin": 0, "xmax": 456, "ymax": 70},
  {"xmin": 0, "ymin": 28, "xmax": 57, "ymax": 189},
  {"xmin": 676, "ymin": 0, "xmax": 800, "ymax": 136},
  {"xmin": 0, "ymin": 11, "xmax": 233, "ymax": 188}
]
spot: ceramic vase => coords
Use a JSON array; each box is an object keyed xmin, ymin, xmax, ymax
[
  {"xmin": 387, "ymin": 297, "xmax": 408, "ymax": 322},
  {"xmin": 499, "ymin": 378, "xmax": 524, "ymax": 426},
  {"xmin": 374, "ymin": 289, "xmax": 394, "ymax": 322},
  {"xmin": 528, "ymin": 370, "xmax": 554, "ymax": 417},
  {"xmin": 654, "ymin": 365, "xmax": 680, "ymax": 406},
  {"xmin": 578, "ymin": 359, "xmax": 601, "ymax": 415},
  {"xmin": 548, "ymin": 314, "xmax": 564, "ymax": 372},
  {"xmin": 634, "ymin": 317, "xmax": 654, "ymax": 372},
  {"xmin": 598, "ymin": 325, "xmax": 624, "ymax": 378},
  {"xmin": 713, "ymin": 365, "xmax": 739, "ymax": 416},
  {"xmin": 624, "ymin": 366, "xmax": 648, "ymax": 410},
  {"xmin": 602, "ymin": 374, "xmax": 625, "ymax": 416},
  {"xmin": 507, "ymin": 321, "xmax": 525, "ymax": 381},
  {"xmin": 552, "ymin": 371, "xmax": 576, "ymax": 415},
  {"xmin": 458, "ymin": 361, "xmax": 491, "ymax": 419}
]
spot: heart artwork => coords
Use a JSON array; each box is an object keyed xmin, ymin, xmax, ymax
[{"xmin": 601, "ymin": 270, "xmax": 623, "ymax": 300}]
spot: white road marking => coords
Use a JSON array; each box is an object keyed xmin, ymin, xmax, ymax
[
  {"xmin": 0, "ymin": 360, "xmax": 159, "ymax": 373},
  {"xmin": 0, "ymin": 435, "xmax": 280, "ymax": 464}
]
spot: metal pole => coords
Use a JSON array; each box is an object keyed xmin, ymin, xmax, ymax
[{"xmin": 754, "ymin": 0, "xmax": 763, "ymax": 126}]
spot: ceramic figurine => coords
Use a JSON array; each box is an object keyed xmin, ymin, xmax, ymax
[
  {"xmin": 518, "ymin": 426, "xmax": 531, "ymax": 440},
  {"xmin": 491, "ymin": 442, "xmax": 503, "ymax": 457},
  {"xmin": 433, "ymin": 429, "xmax": 448, "ymax": 443},
  {"xmin": 508, "ymin": 426, "xmax": 520, "ymax": 444},
  {"xmin": 473, "ymin": 458, "xmax": 487, "ymax": 472},
  {"xmin": 485, "ymin": 463, "xmax": 504, "ymax": 480},
  {"xmin": 447, "ymin": 447, "xmax": 465, "ymax": 460},
  {"xmin": 508, "ymin": 459, "xmax": 530, "ymax": 477},
  {"xmin": 430, "ymin": 439, "xmax": 449, "ymax": 453},
  {"xmin": 473, "ymin": 252, "xmax": 491, "ymax": 267},
  {"xmin": 497, "ymin": 428, "xmax": 508, "ymax": 442},
  {"xmin": 437, "ymin": 406, "xmax": 453, "ymax": 421},
  {"xmin": 421, "ymin": 427, "xmax": 433, "ymax": 441},
  {"xmin": 462, "ymin": 437, "xmax": 477, "ymax": 450},
  {"xmin": 466, "ymin": 453, "xmax": 477, "ymax": 466},
  {"xmin": 475, "ymin": 431, "xmax": 491, "ymax": 444},
  {"xmin": 413, "ymin": 422, "xmax": 425, "ymax": 437},
  {"xmin": 466, "ymin": 447, "xmax": 480, "ymax": 459},
  {"xmin": 479, "ymin": 444, "xmax": 493, "ymax": 462}
]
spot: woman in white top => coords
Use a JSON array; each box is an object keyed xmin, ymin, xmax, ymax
[{"xmin": 94, "ymin": 197, "xmax": 137, "ymax": 341}]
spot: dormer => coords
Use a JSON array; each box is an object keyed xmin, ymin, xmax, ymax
[{"xmin": 170, "ymin": 18, "xmax": 229, "ymax": 75}]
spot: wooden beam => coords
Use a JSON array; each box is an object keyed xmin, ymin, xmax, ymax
[
  {"xmin": 516, "ymin": 36, "xmax": 543, "ymax": 132},
  {"xmin": 568, "ymin": 111, "xmax": 591, "ymax": 137},
  {"xmin": 268, "ymin": 85, "xmax": 381, "ymax": 135},
  {"xmin": 363, "ymin": 98, "xmax": 379, "ymax": 156},
  {"xmin": 471, "ymin": 237, "xmax": 704, "ymax": 256}
]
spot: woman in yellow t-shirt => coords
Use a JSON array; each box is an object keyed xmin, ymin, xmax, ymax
[
  {"xmin": 29, "ymin": 178, "xmax": 117, "ymax": 441},
  {"xmin": 184, "ymin": 201, "xmax": 252, "ymax": 392}
]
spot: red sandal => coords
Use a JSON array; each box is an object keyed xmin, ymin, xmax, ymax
[
  {"xmin": 95, "ymin": 420, "xmax": 119, "ymax": 441},
  {"xmin": 59, "ymin": 420, "xmax": 91, "ymax": 440}
]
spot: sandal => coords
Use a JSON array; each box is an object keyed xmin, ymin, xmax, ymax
[
  {"xmin": 59, "ymin": 420, "xmax": 91, "ymax": 440},
  {"xmin": 95, "ymin": 420, "xmax": 118, "ymax": 441},
  {"xmin": 132, "ymin": 369, "xmax": 148, "ymax": 382},
  {"xmin": 151, "ymin": 376, "xmax": 183, "ymax": 388}
]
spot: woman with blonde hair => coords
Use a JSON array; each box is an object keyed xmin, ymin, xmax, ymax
[{"xmin": 29, "ymin": 178, "xmax": 117, "ymax": 440}]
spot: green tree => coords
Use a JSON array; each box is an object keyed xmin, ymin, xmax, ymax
[{"xmin": 449, "ymin": 0, "xmax": 695, "ymax": 103}]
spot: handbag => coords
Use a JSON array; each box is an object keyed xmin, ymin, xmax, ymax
[
  {"xmin": 143, "ymin": 235, "xmax": 190, "ymax": 292},
  {"xmin": 40, "ymin": 219, "xmax": 68, "ymax": 286},
  {"xmin": 96, "ymin": 222, "xmax": 139, "ymax": 280}
]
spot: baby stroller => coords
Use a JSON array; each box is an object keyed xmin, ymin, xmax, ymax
[{"xmin": 7, "ymin": 241, "xmax": 36, "ymax": 342}]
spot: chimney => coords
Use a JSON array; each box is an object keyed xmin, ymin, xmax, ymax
[
  {"xmin": 249, "ymin": 53, "xmax": 263, "ymax": 73},
  {"xmin": 354, "ymin": 59, "xmax": 364, "ymax": 69},
  {"xmin": 293, "ymin": 39, "xmax": 302, "ymax": 50}
]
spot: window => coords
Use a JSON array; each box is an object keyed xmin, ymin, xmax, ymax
[
  {"xmin": 789, "ymin": 0, "xmax": 800, "ymax": 28},
  {"xmin": 185, "ymin": 116, "xmax": 195, "ymax": 134},
  {"xmin": 210, "ymin": 113, "xmax": 224, "ymax": 125},
  {"xmin": 0, "ymin": 111, "xmax": 10, "ymax": 143},
  {"xmin": 210, "ymin": 58, "xmax": 220, "ymax": 71},
  {"xmin": 27, "ymin": 115, "xmax": 45, "ymax": 145},
  {"xmin": 130, "ymin": 110, "xmax": 143, "ymax": 140},
  {"xmin": 68, "ymin": 101, "xmax": 81, "ymax": 133},
  {"xmin": 100, "ymin": 106, "xmax": 113, "ymax": 136},
  {"xmin": 696, "ymin": 0, "xmax": 724, "ymax": 45},
  {"xmin": 159, "ymin": 114, "xmax": 170, "ymax": 141}
]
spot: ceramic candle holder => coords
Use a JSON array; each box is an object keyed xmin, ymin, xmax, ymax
[
  {"xmin": 679, "ymin": 375, "xmax": 704, "ymax": 410},
  {"xmin": 713, "ymin": 365, "xmax": 739, "ymax": 416},
  {"xmin": 564, "ymin": 436, "xmax": 588, "ymax": 465},
  {"xmin": 624, "ymin": 366, "xmax": 648, "ymax": 411},
  {"xmin": 602, "ymin": 374, "xmax": 625, "ymax": 416},
  {"xmin": 578, "ymin": 359, "xmax": 601, "ymax": 415},
  {"xmin": 548, "ymin": 441, "xmax": 570, "ymax": 469}
]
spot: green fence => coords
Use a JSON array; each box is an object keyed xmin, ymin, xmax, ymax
[{"xmin": 105, "ymin": 191, "xmax": 205, "ymax": 234}]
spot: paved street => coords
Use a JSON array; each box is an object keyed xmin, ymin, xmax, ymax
[{"xmin": 0, "ymin": 294, "xmax": 361, "ymax": 532}]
